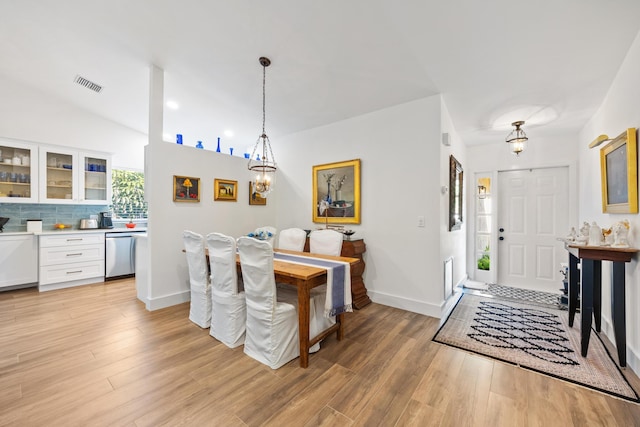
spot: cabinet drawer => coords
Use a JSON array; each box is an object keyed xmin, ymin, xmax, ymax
[
  {"xmin": 39, "ymin": 243, "xmax": 104, "ymax": 266},
  {"xmin": 40, "ymin": 233, "xmax": 104, "ymax": 248},
  {"xmin": 39, "ymin": 260, "xmax": 104, "ymax": 285}
]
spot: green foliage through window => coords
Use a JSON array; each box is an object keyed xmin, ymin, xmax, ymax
[
  {"xmin": 477, "ymin": 245, "xmax": 490, "ymax": 270},
  {"xmin": 111, "ymin": 169, "xmax": 148, "ymax": 219}
]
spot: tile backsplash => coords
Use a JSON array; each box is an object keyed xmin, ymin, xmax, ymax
[{"xmin": 0, "ymin": 203, "xmax": 109, "ymax": 232}]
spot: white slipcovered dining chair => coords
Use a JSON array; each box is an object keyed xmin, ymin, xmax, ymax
[
  {"xmin": 237, "ymin": 236, "xmax": 318, "ymax": 369},
  {"xmin": 206, "ymin": 232, "xmax": 246, "ymax": 348},
  {"xmin": 277, "ymin": 227, "xmax": 307, "ymax": 251},
  {"xmin": 309, "ymin": 229, "xmax": 343, "ymax": 256},
  {"xmin": 254, "ymin": 226, "xmax": 277, "ymax": 246},
  {"xmin": 183, "ymin": 230, "xmax": 212, "ymax": 328},
  {"xmin": 308, "ymin": 229, "xmax": 344, "ymax": 330}
]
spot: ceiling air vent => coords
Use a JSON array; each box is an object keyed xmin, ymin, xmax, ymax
[{"xmin": 74, "ymin": 75, "xmax": 103, "ymax": 93}]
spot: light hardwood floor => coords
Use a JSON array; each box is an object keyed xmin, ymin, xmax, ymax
[{"xmin": 1, "ymin": 279, "xmax": 639, "ymax": 426}]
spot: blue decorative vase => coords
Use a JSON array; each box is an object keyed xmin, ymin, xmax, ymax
[
  {"xmin": 326, "ymin": 182, "xmax": 332, "ymax": 204},
  {"xmin": 196, "ymin": 141, "xmax": 204, "ymax": 149},
  {"xmin": 216, "ymin": 137, "xmax": 221, "ymax": 152},
  {"xmin": 229, "ymin": 147, "xmax": 234, "ymax": 155},
  {"xmin": 176, "ymin": 134, "xmax": 183, "ymax": 145}
]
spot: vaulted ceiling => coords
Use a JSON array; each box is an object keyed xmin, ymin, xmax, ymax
[{"xmin": 2, "ymin": 0, "xmax": 640, "ymax": 150}]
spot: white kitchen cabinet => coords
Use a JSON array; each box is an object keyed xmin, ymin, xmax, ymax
[
  {"xmin": 0, "ymin": 137, "xmax": 39, "ymax": 203},
  {"xmin": 39, "ymin": 232, "xmax": 105, "ymax": 291},
  {"xmin": 0, "ymin": 234, "xmax": 38, "ymax": 289},
  {"xmin": 39, "ymin": 146, "xmax": 111, "ymax": 204}
]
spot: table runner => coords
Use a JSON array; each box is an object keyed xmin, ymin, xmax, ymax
[{"xmin": 274, "ymin": 252, "xmax": 352, "ymax": 316}]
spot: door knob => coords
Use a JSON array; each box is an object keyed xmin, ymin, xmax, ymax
[
  {"xmin": 499, "ymin": 228, "xmax": 505, "ymax": 232},
  {"xmin": 499, "ymin": 236, "xmax": 505, "ymax": 241}
]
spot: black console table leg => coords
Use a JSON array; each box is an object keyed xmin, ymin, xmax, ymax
[
  {"xmin": 580, "ymin": 258, "xmax": 595, "ymax": 357},
  {"xmin": 568, "ymin": 253, "xmax": 580, "ymax": 327},
  {"xmin": 593, "ymin": 261, "xmax": 602, "ymax": 333},
  {"xmin": 612, "ymin": 262, "xmax": 627, "ymax": 367}
]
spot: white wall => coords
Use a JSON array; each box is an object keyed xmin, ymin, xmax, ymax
[
  {"xmin": 578, "ymin": 30, "xmax": 640, "ymax": 373},
  {"xmin": 440, "ymin": 99, "xmax": 467, "ymax": 300},
  {"xmin": 0, "ymin": 74, "xmax": 146, "ymax": 170},
  {"xmin": 144, "ymin": 141, "xmax": 276, "ymax": 309},
  {"xmin": 274, "ymin": 95, "xmax": 460, "ymax": 317}
]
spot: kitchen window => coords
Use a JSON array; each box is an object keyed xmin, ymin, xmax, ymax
[{"xmin": 111, "ymin": 169, "xmax": 148, "ymax": 219}]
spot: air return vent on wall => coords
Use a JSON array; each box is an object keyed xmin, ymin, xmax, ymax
[{"xmin": 74, "ymin": 75, "xmax": 103, "ymax": 93}]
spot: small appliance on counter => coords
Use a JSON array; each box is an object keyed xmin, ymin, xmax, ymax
[
  {"xmin": 27, "ymin": 219, "xmax": 43, "ymax": 232},
  {"xmin": 0, "ymin": 217, "xmax": 9, "ymax": 232},
  {"xmin": 79, "ymin": 218, "xmax": 98, "ymax": 229},
  {"xmin": 99, "ymin": 211, "xmax": 113, "ymax": 229}
]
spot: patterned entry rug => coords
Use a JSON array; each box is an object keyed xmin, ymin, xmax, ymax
[{"xmin": 433, "ymin": 293, "xmax": 639, "ymax": 402}]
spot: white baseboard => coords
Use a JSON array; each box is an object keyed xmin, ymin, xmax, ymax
[
  {"xmin": 146, "ymin": 290, "xmax": 190, "ymax": 311},
  {"xmin": 368, "ymin": 290, "xmax": 443, "ymax": 318},
  {"xmin": 599, "ymin": 315, "xmax": 640, "ymax": 377}
]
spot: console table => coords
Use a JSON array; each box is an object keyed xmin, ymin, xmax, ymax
[
  {"xmin": 304, "ymin": 238, "xmax": 371, "ymax": 309},
  {"xmin": 566, "ymin": 243, "xmax": 638, "ymax": 366}
]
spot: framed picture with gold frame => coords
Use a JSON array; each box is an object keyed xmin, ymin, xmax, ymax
[
  {"xmin": 249, "ymin": 182, "xmax": 267, "ymax": 205},
  {"xmin": 312, "ymin": 159, "xmax": 361, "ymax": 224},
  {"xmin": 600, "ymin": 128, "xmax": 638, "ymax": 213},
  {"xmin": 214, "ymin": 178, "xmax": 238, "ymax": 201},
  {"xmin": 173, "ymin": 175, "xmax": 200, "ymax": 202}
]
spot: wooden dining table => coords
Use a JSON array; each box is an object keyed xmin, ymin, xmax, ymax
[
  {"xmin": 195, "ymin": 246, "xmax": 360, "ymax": 368},
  {"xmin": 265, "ymin": 249, "xmax": 359, "ymax": 367}
]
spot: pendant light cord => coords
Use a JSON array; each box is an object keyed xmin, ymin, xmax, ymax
[{"xmin": 262, "ymin": 63, "xmax": 266, "ymax": 137}]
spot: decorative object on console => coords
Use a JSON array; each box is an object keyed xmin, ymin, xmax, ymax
[
  {"xmin": 312, "ymin": 159, "xmax": 361, "ymax": 224},
  {"xmin": 566, "ymin": 227, "xmax": 577, "ymax": 242},
  {"xmin": 214, "ymin": 178, "xmax": 237, "ymax": 202},
  {"xmin": 575, "ymin": 221, "xmax": 590, "ymax": 245},
  {"xmin": 196, "ymin": 141, "xmax": 204, "ymax": 149},
  {"xmin": 248, "ymin": 57, "xmax": 277, "ymax": 196},
  {"xmin": 506, "ymin": 120, "xmax": 528, "ymax": 156},
  {"xmin": 588, "ymin": 221, "xmax": 602, "ymax": 246},
  {"xmin": 612, "ymin": 220, "xmax": 630, "ymax": 248},
  {"xmin": 173, "ymin": 175, "xmax": 200, "ymax": 202},
  {"xmin": 599, "ymin": 128, "xmax": 637, "ymax": 214}
]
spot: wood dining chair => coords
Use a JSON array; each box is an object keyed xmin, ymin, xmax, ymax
[{"xmin": 182, "ymin": 230, "xmax": 212, "ymax": 328}]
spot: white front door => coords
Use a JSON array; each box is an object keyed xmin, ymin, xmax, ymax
[{"xmin": 497, "ymin": 167, "xmax": 569, "ymax": 293}]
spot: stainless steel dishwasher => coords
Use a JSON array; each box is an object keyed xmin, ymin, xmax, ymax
[{"xmin": 105, "ymin": 231, "xmax": 143, "ymax": 279}]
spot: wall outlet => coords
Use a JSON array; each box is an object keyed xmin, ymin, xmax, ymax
[{"xmin": 417, "ymin": 216, "xmax": 425, "ymax": 227}]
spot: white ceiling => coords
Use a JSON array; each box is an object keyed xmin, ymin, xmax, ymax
[{"xmin": 2, "ymin": 0, "xmax": 640, "ymax": 149}]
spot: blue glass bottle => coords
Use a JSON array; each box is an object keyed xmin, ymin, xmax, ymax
[
  {"xmin": 176, "ymin": 134, "xmax": 183, "ymax": 145},
  {"xmin": 216, "ymin": 137, "xmax": 221, "ymax": 152},
  {"xmin": 196, "ymin": 141, "xmax": 204, "ymax": 149}
]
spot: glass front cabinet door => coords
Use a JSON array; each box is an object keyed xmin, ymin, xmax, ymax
[
  {"xmin": 79, "ymin": 151, "xmax": 112, "ymax": 204},
  {"xmin": 0, "ymin": 138, "xmax": 39, "ymax": 203},
  {"xmin": 40, "ymin": 146, "xmax": 77, "ymax": 203}
]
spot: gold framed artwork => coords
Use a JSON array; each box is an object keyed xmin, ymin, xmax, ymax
[
  {"xmin": 249, "ymin": 182, "xmax": 267, "ymax": 205},
  {"xmin": 312, "ymin": 159, "xmax": 361, "ymax": 224},
  {"xmin": 214, "ymin": 178, "xmax": 238, "ymax": 201},
  {"xmin": 600, "ymin": 128, "xmax": 638, "ymax": 214},
  {"xmin": 173, "ymin": 175, "xmax": 200, "ymax": 202}
]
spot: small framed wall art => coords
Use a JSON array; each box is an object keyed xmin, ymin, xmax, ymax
[
  {"xmin": 214, "ymin": 178, "xmax": 238, "ymax": 202},
  {"xmin": 173, "ymin": 175, "xmax": 200, "ymax": 202},
  {"xmin": 249, "ymin": 182, "xmax": 267, "ymax": 205}
]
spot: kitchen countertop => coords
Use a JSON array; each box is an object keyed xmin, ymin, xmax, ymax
[{"xmin": 0, "ymin": 227, "xmax": 147, "ymax": 236}]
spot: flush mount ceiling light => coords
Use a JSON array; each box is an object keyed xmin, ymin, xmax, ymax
[
  {"xmin": 506, "ymin": 120, "xmax": 528, "ymax": 156},
  {"xmin": 248, "ymin": 57, "xmax": 277, "ymax": 196}
]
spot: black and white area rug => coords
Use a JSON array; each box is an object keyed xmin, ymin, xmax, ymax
[{"xmin": 433, "ymin": 293, "xmax": 639, "ymax": 402}]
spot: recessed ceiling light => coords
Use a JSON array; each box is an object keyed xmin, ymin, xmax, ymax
[
  {"xmin": 224, "ymin": 130, "xmax": 234, "ymax": 138},
  {"xmin": 166, "ymin": 100, "xmax": 179, "ymax": 110}
]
